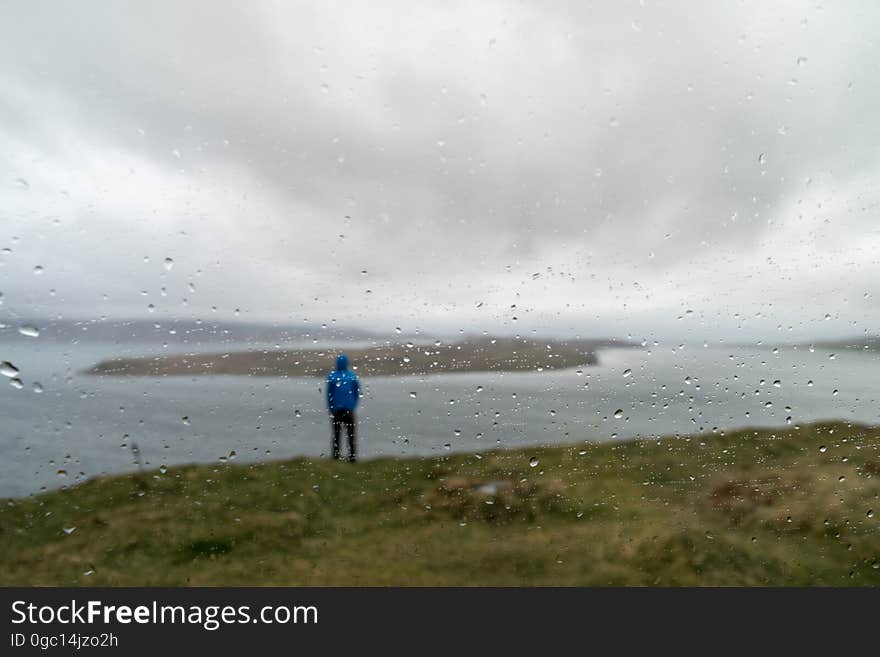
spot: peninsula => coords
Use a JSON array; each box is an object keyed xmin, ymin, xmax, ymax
[{"xmin": 85, "ymin": 336, "xmax": 637, "ymax": 377}]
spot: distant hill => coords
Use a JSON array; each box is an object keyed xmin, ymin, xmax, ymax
[
  {"xmin": 728, "ymin": 336, "xmax": 880, "ymax": 352},
  {"xmin": 807, "ymin": 336, "xmax": 880, "ymax": 352},
  {"xmin": 0, "ymin": 318, "xmax": 391, "ymax": 344}
]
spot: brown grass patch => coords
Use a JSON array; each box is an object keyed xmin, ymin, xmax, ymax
[{"xmin": 419, "ymin": 476, "xmax": 569, "ymax": 523}]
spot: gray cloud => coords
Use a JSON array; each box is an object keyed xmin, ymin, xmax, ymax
[{"xmin": 2, "ymin": 1, "xmax": 879, "ymax": 341}]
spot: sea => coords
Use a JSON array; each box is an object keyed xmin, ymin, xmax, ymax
[{"xmin": 1, "ymin": 336, "xmax": 877, "ymax": 497}]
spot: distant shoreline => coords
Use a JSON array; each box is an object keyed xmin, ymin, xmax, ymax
[{"xmin": 84, "ymin": 336, "xmax": 640, "ymax": 377}]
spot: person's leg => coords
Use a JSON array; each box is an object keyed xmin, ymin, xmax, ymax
[
  {"xmin": 331, "ymin": 412, "xmax": 341, "ymax": 460},
  {"xmin": 345, "ymin": 410, "xmax": 356, "ymax": 462}
]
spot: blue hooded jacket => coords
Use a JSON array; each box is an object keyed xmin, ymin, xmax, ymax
[{"xmin": 326, "ymin": 354, "xmax": 360, "ymax": 412}]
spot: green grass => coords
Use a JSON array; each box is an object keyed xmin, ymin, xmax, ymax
[{"xmin": 1, "ymin": 422, "xmax": 879, "ymax": 586}]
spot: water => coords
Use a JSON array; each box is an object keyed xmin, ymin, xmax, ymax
[{"xmin": 0, "ymin": 339, "xmax": 878, "ymax": 497}]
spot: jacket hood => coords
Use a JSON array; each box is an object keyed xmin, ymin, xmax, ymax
[{"xmin": 335, "ymin": 354, "xmax": 349, "ymax": 371}]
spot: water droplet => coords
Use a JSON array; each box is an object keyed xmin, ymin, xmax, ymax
[
  {"xmin": 33, "ymin": 265, "xmax": 44, "ymax": 275},
  {"xmin": 868, "ymin": 510, "xmax": 874, "ymax": 519},
  {"xmin": 773, "ymin": 380, "xmax": 781, "ymax": 387},
  {"xmin": 409, "ymin": 391, "xmax": 417, "ymax": 398},
  {"xmin": 294, "ymin": 409, "xmax": 302, "ymax": 418},
  {"xmin": 32, "ymin": 382, "xmax": 43, "ymax": 393},
  {"xmin": 181, "ymin": 416, "xmax": 190, "ymax": 425},
  {"xmin": 608, "ymin": 116, "xmax": 619, "ymax": 128},
  {"xmin": 163, "ymin": 257, "xmax": 174, "ymax": 271},
  {"xmin": 819, "ymin": 445, "xmax": 826, "ymax": 453},
  {"xmin": 613, "ymin": 409, "xmax": 624, "ymax": 419},
  {"xmin": 1, "ymin": 361, "xmax": 20, "ymax": 377},
  {"xmin": 622, "ymin": 369, "xmax": 632, "ymax": 378},
  {"xmin": 159, "ymin": 465, "xmax": 167, "ymax": 474},
  {"xmin": 758, "ymin": 153, "xmax": 767, "ymax": 165},
  {"xmin": 796, "ymin": 56, "xmax": 808, "ymax": 66},
  {"xmin": 62, "ymin": 526, "xmax": 76, "ymax": 535},
  {"xmin": 18, "ymin": 324, "xmax": 39, "ymax": 338},
  {"xmin": 529, "ymin": 456, "xmax": 539, "ymax": 468}
]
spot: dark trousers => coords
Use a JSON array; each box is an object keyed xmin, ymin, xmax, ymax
[{"xmin": 331, "ymin": 409, "xmax": 356, "ymax": 461}]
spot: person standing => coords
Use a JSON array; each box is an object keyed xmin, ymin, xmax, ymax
[{"xmin": 325, "ymin": 353, "xmax": 360, "ymax": 462}]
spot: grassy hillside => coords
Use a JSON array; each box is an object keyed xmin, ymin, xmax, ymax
[{"xmin": 1, "ymin": 422, "xmax": 879, "ymax": 586}]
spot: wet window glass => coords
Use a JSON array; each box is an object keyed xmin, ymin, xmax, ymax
[{"xmin": 1, "ymin": 2, "xmax": 879, "ymax": 586}]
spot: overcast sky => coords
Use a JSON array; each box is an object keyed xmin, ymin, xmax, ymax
[{"xmin": 1, "ymin": 1, "xmax": 879, "ymax": 342}]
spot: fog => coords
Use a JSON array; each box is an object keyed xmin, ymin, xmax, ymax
[{"xmin": 2, "ymin": 1, "xmax": 879, "ymax": 342}]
